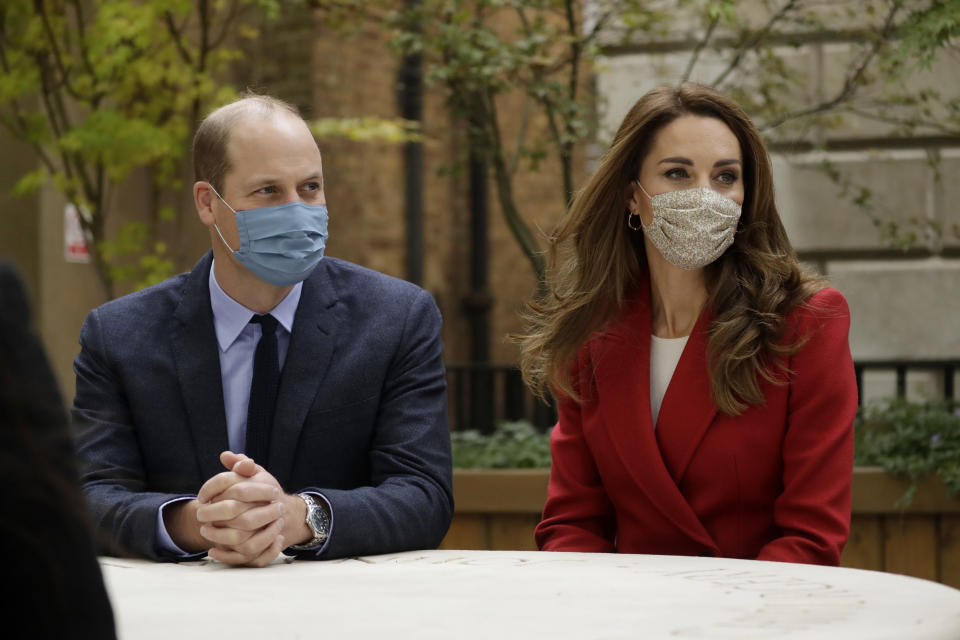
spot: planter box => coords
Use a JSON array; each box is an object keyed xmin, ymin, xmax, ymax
[
  {"xmin": 440, "ymin": 470, "xmax": 547, "ymax": 551},
  {"xmin": 440, "ymin": 467, "xmax": 960, "ymax": 588}
]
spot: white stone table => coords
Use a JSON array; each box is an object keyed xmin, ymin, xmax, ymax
[{"xmin": 100, "ymin": 550, "xmax": 960, "ymax": 639}]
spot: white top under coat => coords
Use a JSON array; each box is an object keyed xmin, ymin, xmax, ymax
[{"xmin": 650, "ymin": 334, "xmax": 689, "ymax": 427}]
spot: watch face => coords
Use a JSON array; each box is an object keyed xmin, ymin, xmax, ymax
[{"xmin": 307, "ymin": 503, "xmax": 329, "ymax": 541}]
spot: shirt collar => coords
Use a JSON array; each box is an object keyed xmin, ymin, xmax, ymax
[{"xmin": 208, "ymin": 260, "xmax": 302, "ymax": 352}]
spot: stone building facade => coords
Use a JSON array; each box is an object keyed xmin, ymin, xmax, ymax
[{"xmin": 595, "ymin": 5, "xmax": 960, "ymax": 404}]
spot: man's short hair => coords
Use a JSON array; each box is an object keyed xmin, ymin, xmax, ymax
[{"xmin": 192, "ymin": 92, "xmax": 301, "ymax": 192}]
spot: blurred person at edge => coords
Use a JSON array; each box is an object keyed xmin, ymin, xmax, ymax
[
  {"xmin": 0, "ymin": 260, "xmax": 116, "ymax": 637},
  {"xmin": 519, "ymin": 84, "xmax": 856, "ymax": 564},
  {"xmin": 72, "ymin": 93, "xmax": 453, "ymax": 567}
]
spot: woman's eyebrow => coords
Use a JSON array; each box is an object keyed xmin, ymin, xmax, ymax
[
  {"xmin": 656, "ymin": 157, "xmax": 741, "ymax": 167},
  {"xmin": 657, "ymin": 156, "xmax": 693, "ymax": 165}
]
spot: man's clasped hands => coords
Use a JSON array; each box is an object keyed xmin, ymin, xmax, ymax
[{"xmin": 165, "ymin": 452, "xmax": 310, "ymax": 567}]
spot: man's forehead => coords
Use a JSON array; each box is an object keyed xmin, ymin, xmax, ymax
[
  {"xmin": 228, "ymin": 110, "xmax": 315, "ymax": 143},
  {"xmin": 223, "ymin": 113, "xmax": 323, "ymax": 185}
]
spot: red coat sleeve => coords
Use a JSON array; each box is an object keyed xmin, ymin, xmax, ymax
[
  {"xmin": 535, "ymin": 355, "xmax": 617, "ymax": 552},
  {"xmin": 755, "ymin": 288, "xmax": 857, "ymax": 565}
]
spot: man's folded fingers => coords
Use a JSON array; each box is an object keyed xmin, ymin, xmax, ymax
[
  {"xmin": 209, "ymin": 519, "xmax": 285, "ymax": 565},
  {"xmin": 223, "ymin": 501, "xmax": 284, "ymax": 532},
  {"xmin": 196, "ymin": 499, "xmax": 247, "ymax": 523},
  {"xmin": 197, "ymin": 471, "xmax": 245, "ymax": 504},
  {"xmin": 246, "ymin": 534, "xmax": 286, "ymax": 568},
  {"xmin": 213, "ymin": 482, "xmax": 279, "ymax": 505},
  {"xmin": 207, "ymin": 546, "xmax": 252, "ymax": 565},
  {"xmin": 200, "ymin": 523, "xmax": 254, "ymax": 547}
]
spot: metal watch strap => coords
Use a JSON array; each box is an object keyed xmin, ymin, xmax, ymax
[{"xmin": 289, "ymin": 492, "xmax": 329, "ymax": 550}]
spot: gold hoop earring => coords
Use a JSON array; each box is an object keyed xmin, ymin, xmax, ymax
[{"xmin": 627, "ymin": 210, "xmax": 643, "ymax": 231}]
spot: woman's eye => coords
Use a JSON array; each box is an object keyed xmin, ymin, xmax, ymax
[
  {"xmin": 715, "ymin": 172, "xmax": 739, "ymax": 185},
  {"xmin": 257, "ymin": 185, "xmax": 277, "ymax": 194},
  {"xmin": 665, "ymin": 168, "xmax": 688, "ymax": 179},
  {"xmin": 302, "ymin": 182, "xmax": 321, "ymax": 192}
]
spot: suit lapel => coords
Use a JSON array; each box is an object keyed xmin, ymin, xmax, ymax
[
  {"xmin": 267, "ymin": 260, "xmax": 344, "ymax": 488},
  {"xmin": 592, "ymin": 279, "xmax": 718, "ymax": 552},
  {"xmin": 655, "ymin": 308, "xmax": 719, "ymax": 485},
  {"xmin": 170, "ymin": 253, "xmax": 230, "ymax": 482}
]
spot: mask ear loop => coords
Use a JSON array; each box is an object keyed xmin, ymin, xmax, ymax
[
  {"xmin": 627, "ymin": 179, "xmax": 650, "ymax": 231},
  {"xmin": 206, "ymin": 183, "xmax": 239, "ymax": 252}
]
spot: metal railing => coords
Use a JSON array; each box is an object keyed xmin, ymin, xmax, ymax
[
  {"xmin": 446, "ymin": 360, "xmax": 959, "ymax": 432},
  {"xmin": 445, "ymin": 363, "xmax": 555, "ymax": 433},
  {"xmin": 854, "ymin": 360, "xmax": 958, "ymax": 406}
]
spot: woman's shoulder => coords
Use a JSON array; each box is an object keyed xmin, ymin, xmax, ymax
[
  {"xmin": 795, "ymin": 286, "xmax": 849, "ymax": 315},
  {"xmin": 807, "ymin": 286, "xmax": 848, "ymax": 308},
  {"xmin": 785, "ymin": 286, "xmax": 851, "ymax": 337}
]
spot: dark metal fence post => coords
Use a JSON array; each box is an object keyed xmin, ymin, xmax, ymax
[
  {"xmin": 465, "ymin": 142, "xmax": 493, "ymax": 433},
  {"xmin": 398, "ymin": 0, "xmax": 423, "ymax": 285}
]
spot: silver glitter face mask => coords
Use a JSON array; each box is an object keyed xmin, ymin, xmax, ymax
[{"xmin": 633, "ymin": 181, "xmax": 742, "ymax": 270}]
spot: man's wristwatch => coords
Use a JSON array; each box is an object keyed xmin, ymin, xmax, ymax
[{"xmin": 289, "ymin": 493, "xmax": 330, "ymax": 550}]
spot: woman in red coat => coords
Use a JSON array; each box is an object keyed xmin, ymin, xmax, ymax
[{"xmin": 519, "ymin": 84, "xmax": 857, "ymax": 565}]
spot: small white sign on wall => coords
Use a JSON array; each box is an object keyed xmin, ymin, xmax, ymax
[{"xmin": 64, "ymin": 202, "xmax": 91, "ymax": 263}]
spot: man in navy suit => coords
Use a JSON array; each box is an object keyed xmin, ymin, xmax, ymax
[{"xmin": 73, "ymin": 94, "xmax": 453, "ymax": 567}]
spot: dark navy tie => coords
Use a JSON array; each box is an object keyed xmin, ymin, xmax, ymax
[{"xmin": 246, "ymin": 314, "xmax": 279, "ymax": 464}]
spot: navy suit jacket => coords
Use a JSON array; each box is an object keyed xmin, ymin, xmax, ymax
[{"xmin": 73, "ymin": 253, "xmax": 453, "ymax": 560}]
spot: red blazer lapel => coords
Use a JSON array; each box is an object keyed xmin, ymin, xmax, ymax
[
  {"xmin": 591, "ymin": 282, "xmax": 718, "ymax": 552},
  {"xmin": 655, "ymin": 307, "xmax": 719, "ymax": 485}
]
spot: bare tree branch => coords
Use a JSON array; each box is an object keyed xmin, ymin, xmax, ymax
[
  {"xmin": 164, "ymin": 11, "xmax": 195, "ymax": 66},
  {"xmin": 69, "ymin": 0, "xmax": 98, "ymax": 84},
  {"xmin": 585, "ymin": 7, "xmax": 616, "ymax": 44},
  {"xmin": 210, "ymin": 0, "xmax": 245, "ymax": 52},
  {"xmin": 34, "ymin": 55, "xmax": 68, "ymax": 141},
  {"xmin": 483, "ymin": 87, "xmax": 547, "ymax": 284},
  {"xmin": 35, "ymin": 0, "xmax": 83, "ymax": 100},
  {"xmin": 31, "ymin": 42, "xmax": 99, "ymax": 228},
  {"xmin": 0, "ymin": 112, "xmax": 57, "ymax": 173},
  {"xmin": 681, "ymin": 14, "xmax": 720, "ymax": 85},
  {"xmin": 508, "ymin": 93, "xmax": 533, "ymax": 177},
  {"xmin": 0, "ymin": 27, "xmax": 59, "ymax": 172},
  {"xmin": 760, "ymin": 1, "xmax": 901, "ymax": 131},
  {"xmin": 538, "ymin": 7, "xmax": 616, "ymax": 77},
  {"xmin": 842, "ymin": 105, "xmax": 960, "ymax": 136},
  {"xmin": 515, "ymin": 0, "xmax": 578, "ymax": 204},
  {"xmin": 565, "ymin": 0, "xmax": 581, "ymax": 104},
  {"xmin": 712, "ymin": 0, "xmax": 801, "ymax": 87}
]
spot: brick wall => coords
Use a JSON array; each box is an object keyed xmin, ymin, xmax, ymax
[{"xmin": 245, "ymin": 9, "xmax": 586, "ymax": 364}]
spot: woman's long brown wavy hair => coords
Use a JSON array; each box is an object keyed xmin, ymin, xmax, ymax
[{"xmin": 518, "ymin": 83, "xmax": 825, "ymax": 415}]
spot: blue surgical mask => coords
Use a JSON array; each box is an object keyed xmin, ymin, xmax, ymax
[{"xmin": 209, "ymin": 184, "xmax": 329, "ymax": 286}]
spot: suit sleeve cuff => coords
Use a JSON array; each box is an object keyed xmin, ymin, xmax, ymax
[{"xmin": 156, "ymin": 496, "xmax": 206, "ymax": 560}]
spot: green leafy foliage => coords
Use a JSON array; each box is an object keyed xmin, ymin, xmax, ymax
[
  {"xmin": 12, "ymin": 168, "xmax": 48, "ymax": 196},
  {"xmin": 99, "ymin": 222, "xmax": 175, "ymax": 289},
  {"xmin": 451, "ymin": 420, "xmax": 552, "ymax": 469},
  {"xmin": 0, "ymin": 0, "xmax": 280, "ymax": 297},
  {"xmin": 892, "ymin": 0, "xmax": 960, "ymax": 71},
  {"xmin": 855, "ymin": 399, "xmax": 960, "ymax": 503},
  {"xmin": 309, "ymin": 117, "xmax": 421, "ymax": 143}
]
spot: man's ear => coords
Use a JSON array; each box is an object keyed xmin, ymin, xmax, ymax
[{"xmin": 194, "ymin": 182, "xmax": 216, "ymax": 226}]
